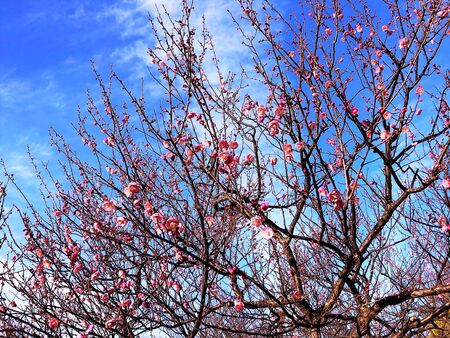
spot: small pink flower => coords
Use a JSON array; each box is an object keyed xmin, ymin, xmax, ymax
[
  {"xmin": 256, "ymin": 105, "xmax": 267, "ymax": 117},
  {"xmin": 118, "ymin": 270, "xmax": 126, "ymax": 279},
  {"xmin": 382, "ymin": 111, "xmax": 392, "ymax": 120},
  {"xmin": 116, "ymin": 217, "xmax": 127, "ymax": 227},
  {"xmin": 270, "ymin": 157, "xmax": 278, "ymax": 165},
  {"xmin": 327, "ymin": 189, "xmax": 341, "ymax": 203},
  {"xmin": 243, "ymin": 153, "xmax": 255, "ymax": 166},
  {"xmin": 102, "ymin": 200, "xmax": 116, "ymax": 212},
  {"xmin": 124, "ymin": 182, "xmax": 140, "ymax": 198},
  {"xmin": 259, "ymin": 201, "xmax": 270, "ymax": 211},
  {"xmin": 73, "ymin": 262, "xmax": 83, "ymax": 273},
  {"xmin": 103, "ymin": 136, "xmax": 115, "ymax": 147},
  {"xmin": 268, "ymin": 120, "xmax": 280, "ymax": 136},
  {"xmin": 175, "ymin": 250, "xmax": 183, "ymax": 261},
  {"xmin": 165, "ymin": 217, "xmax": 179, "ymax": 231},
  {"xmin": 295, "ymin": 141, "xmax": 305, "ymax": 150},
  {"xmin": 118, "ymin": 298, "xmax": 131, "ymax": 308},
  {"xmin": 228, "ymin": 266, "xmax": 237, "ymax": 274},
  {"xmin": 173, "ymin": 283, "xmax": 181, "ymax": 293},
  {"xmin": 292, "ymin": 290, "xmax": 302, "ymax": 299},
  {"xmin": 90, "ymin": 271, "xmax": 100, "ymax": 281},
  {"xmin": 105, "ymin": 319, "xmax": 116, "ymax": 328},
  {"xmin": 234, "ymin": 300, "xmax": 245, "ymax": 312},
  {"xmin": 438, "ymin": 216, "xmax": 449, "ymax": 232},
  {"xmin": 325, "ymin": 27, "xmax": 333, "ymax": 35},
  {"xmin": 144, "ymin": 201, "xmax": 154, "ymax": 215},
  {"xmin": 151, "ymin": 213, "xmax": 163, "ymax": 224},
  {"xmin": 380, "ymin": 129, "xmax": 392, "ymax": 141},
  {"xmin": 251, "ymin": 216, "xmax": 263, "ymax": 227},
  {"xmin": 261, "ymin": 227, "xmax": 274, "ymax": 239},
  {"xmin": 398, "ymin": 37, "xmax": 409, "ymax": 49},
  {"xmin": 205, "ymin": 216, "xmax": 215, "ymax": 225},
  {"xmin": 48, "ymin": 317, "xmax": 59, "ymax": 329},
  {"xmin": 318, "ymin": 187, "xmax": 327, "ymax": 196},
  {"xmin": 415, "ymin": 85, "xmax": 424, "ymax": 95},
  {"xmin": 333, "ymin": 199, "xmax": 344, "ymax": 211},
  {"xmin": 219, "ymin": 151, "xmax": 234, "ymax": 165},
  {"xmin": 218, "ymin": 139, "xmax": 229, "ymax": 150},
  {"xmin": 442, "ymin": 178, "xmax": 450, "ymax": 189},
  {"xmin": 229, "ymin": 141, "xmax": 239, "ymax": 149}
]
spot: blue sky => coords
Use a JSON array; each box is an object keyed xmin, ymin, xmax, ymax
[
  {"xmin": 1, "ymin": 0, "xmax": 447, "ymax": 216},
  {"xmin": 0, "ymin": 0, "xmax": 252, "ymax": 197}
]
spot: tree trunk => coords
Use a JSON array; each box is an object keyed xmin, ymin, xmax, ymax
[{"xmin": 309, "ymin": 328, "xmax": 321, "ymax": 338}]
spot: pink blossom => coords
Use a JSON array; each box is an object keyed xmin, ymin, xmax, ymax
[
  {"xmin": 105, "ymin": 319, "xmax": 116, "ymax": 328},
  {"xmin": 261, "ymin": 227, "xmax": 274, "ymax": 239},
  {"xmin": 325, "ymin": 27, "xmax": 333, "ymax": 35},
  {"xmin": 102, "ymin": 200, "xmax": 116, "ymax": 212},
  {"xmin": 116, "ymin": 217, "xmax": 127, "ymax": 227},
  {"xmin": 218, "ymin": 139, "xmax": 229, "ymax": 150},
  {"xmin": 205, "ymin": 216, "xmax": 215, "ymax": 225},
  {"xmin": 292, "ymin": 290, "xmax": 302, "ymax": 299},
  {"xmin": 229, "ymin": 141, "xmax": 239, "ymax": 149},
  {"xmin": 48, "ymin": 317, "xmax": 59, "ymax": 329},
  {"xmin": 318, "ymin": 187, "xmax": 327, "ymax": 196},
  {"xmin": 259, "ymin": 201, "xmax": 270, "ymax": 211},
  {"xmin": 219, "ymin": 151, "xmax": 234, "ymax": 165},
  {"xmin": 333, "ymin": 199, "xmax": 344, "ymax": 211},
  {"xmin": 295, "ymin": 141, "xmax": 305, "ymax": 150},
  {"xmin": 93, "ymin": 222, "xmax": 103, "ymax": 232},
  {"xmin": 328, "ymin": 189, "xmax": 341, "ymax": 203},
  {"xmin": 415, "ymin": 85, "xmax": 424, "ymax": 95},
  {"xmin": 151, "ymin": 213, "xmax": 163, "ymax": 224},
  {"xmin": 270, "ymin": 157, "xmax": 278, "ymax": 165},
  {"xmin": 175, "ymin": 250, "xmax": 183, "ymax": 261},
  {"xmin": 124, "ymin": 182, "xmax": 140, "ymax": 198},
  {"xmin": 90, "ymin": 271, "xmax": 100, "ymax": 281},
  {"xmin": 118, "ymin": 270, "xmax": 126, "ymax": 279},
  {"xmin": 398, "ymin": 37, "xmax": 409, "ymax": 49},
  {"xmin": 275, "ymin": 106, "xmax": 285, "ymax": 117},
  {"xmin": 268, "ymin": 120, "xmax": 280, "ymax": 136},
  {"xmin": 325, "ymin": 80, "xmax": 334, "ymax": 89},
  {"xmin": 256, "ymin": 105, "xmax": 267, "ymax": 117},
  {"xmin": 283, "ymin": 144, "xmax": 293, "ymax": 161},
  {"xmin": 251, "ymin": 216, "xmax": 263, "ymax": 227},
  {"xmin": 442, "ymin": 178, "xmax": 450, "ymax": 189},
  {"xmin": 103, "ymin": 136, "xmax": 115, "ymax": 147},
  {"xmin": 234, "ymin": 300, "xmax": 245, "ymax": 312},
  {"xmin": 144, "ymin": 201, "xmax": 154, "ymax": 215},
  {"xmin": 283, "ymin": 143, "xmax": 293, "ymax": 154},
  {"xmin": 118, "ymin": 298, "xmax": 131, "ymax": 308},
  {"xmin": 165, "ymin": 217, "xmax": 179, "ymax": 232},
  {"xmin": 173, "ymin": 283, "xmax": 181, "ymax": 293},
  {"xmin": 243, "ymin": 153, "xmax": 255, "ymax": 166},
  {"xmin": 228, "ymin": 266, "xmax": 237, "ymax": 274},
  {"xmin": 380, "ymin": 130, "xmax": 391, "ymax": 141},
  {"xmin": 73, "ymin": 262, "xmax": 83, "ymax": 273},
  {"xmin": 438, "ymin": 216, "xmax": 449, "ymax": 232}
]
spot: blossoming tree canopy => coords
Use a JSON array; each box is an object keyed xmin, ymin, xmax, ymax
[{"xmin": 1, "ymin": 0, "xmax": 449, "ymax": 337}]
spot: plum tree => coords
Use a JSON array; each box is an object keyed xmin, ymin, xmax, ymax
[{"xmin": 1, "ymin": 0, "xmax": 449, "ymax": 337}]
